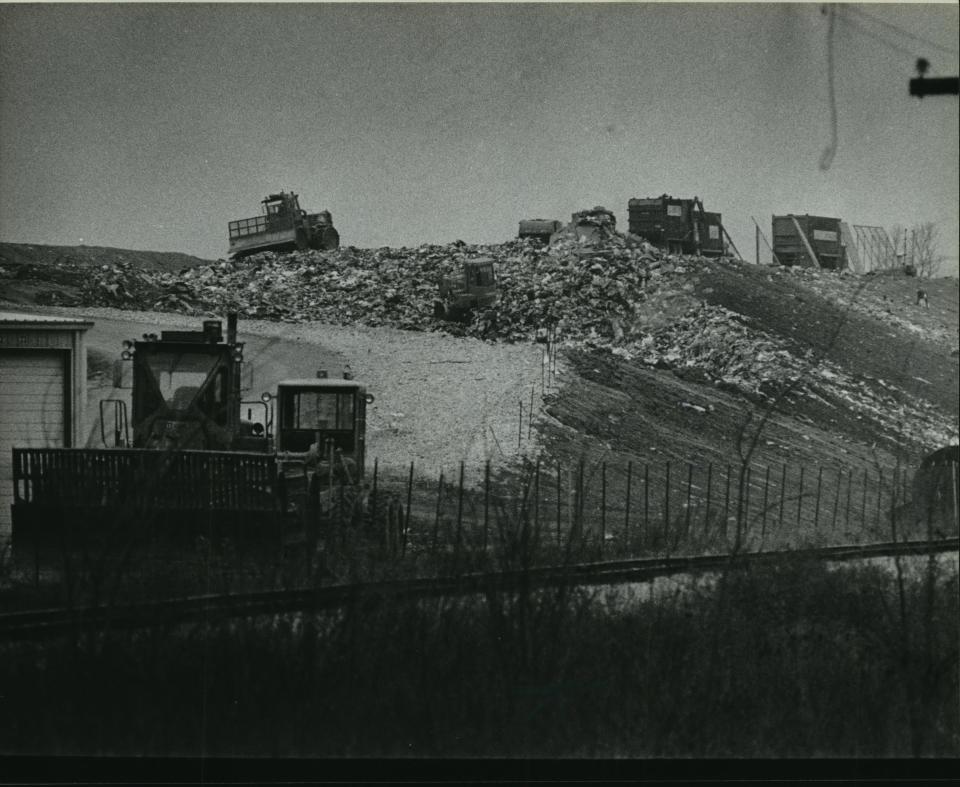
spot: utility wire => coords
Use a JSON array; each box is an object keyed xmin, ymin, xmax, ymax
[
  {"xmin": 846, "ymin": 5, "xmax": 959, "ymax": 57},
  {"xmin": 834, "ymin": 8, "xmax": 933, "ymax": 60}
]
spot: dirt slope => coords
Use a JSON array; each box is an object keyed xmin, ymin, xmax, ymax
[{"xmin": 691, "ymin": 262, "xmax": 959, "ymax": 415}]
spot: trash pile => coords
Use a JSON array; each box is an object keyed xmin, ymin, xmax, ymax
[
  {"xmin": 71, "ymin": 228, "xmax": 680, "ymax": 343},
  {"xmin": 39, "ymin": 226, "xmax": 951, "ymax": 445},
  {"xmin": 619, "ymin": 299, "xmax": 955, "ymax": 447}
]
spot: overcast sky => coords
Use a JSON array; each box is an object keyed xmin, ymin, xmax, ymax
[{"xmin": 1, "ymin": 3, "xmax": 957, "ymax": 274}]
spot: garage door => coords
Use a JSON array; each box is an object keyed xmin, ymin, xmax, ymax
[{"xmin": 0, "ymin": 350, "xmax": 67, "ymax": 536}]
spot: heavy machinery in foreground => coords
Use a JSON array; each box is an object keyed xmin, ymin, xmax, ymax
[
  {"xmin": 228, "ymin": 191, "xmax": 340, "ymax": 259},
  {"xmin": 433, "ymin": 258, "xmax": 498, "ymax": 323},
  {"xmin": 10, "ymin": 314, "xmax": 393, "ymax": 551}
]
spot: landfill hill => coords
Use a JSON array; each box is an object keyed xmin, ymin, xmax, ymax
[
  {"xmin": 0, "ymin": 241, "xmax": 211, "ymax": 304},
  {"xmin": 1, "ymin": 232, "xmax": 957, "ymax": 484}
]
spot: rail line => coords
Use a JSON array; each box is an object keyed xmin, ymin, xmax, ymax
[{"xmin": 1, "ymin": 537, "xmax": 956, "ymax": 641}]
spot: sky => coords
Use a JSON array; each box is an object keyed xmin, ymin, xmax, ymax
[{"xmin": 1, "ymin": 3, "xmax": 958, "ymax": 274}]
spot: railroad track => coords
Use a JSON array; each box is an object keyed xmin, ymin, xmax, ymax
[{"xmin": 1, "ymin": 537, "xmax": 956, "ymax": 641}]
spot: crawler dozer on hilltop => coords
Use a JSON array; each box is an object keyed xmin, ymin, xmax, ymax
[
  {"xmin": 11, "ymin": 314, "xmax": 400, "ymax": 552},
  {"xmin": 228, "ymin": 191, "xmax": 340, "ymax": 259}
]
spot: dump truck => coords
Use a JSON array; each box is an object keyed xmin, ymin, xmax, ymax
[
  {"xmin": 228, "ymin": 191, "xmax": 340, "ymax": 259},
  {"xmin": 433, "ymin": 258, "xmax": 498, "ymax": 322},
  {"xmin": 10, "ymin": 314, "xmax": 393, "ymax": 551},
  {"xmin": 627, "ymin": 195, "xmax": 730, "ymax": 257},
  {"xmin": 771, "ymin": 214, "xmax": 847, "ymax": 270}
]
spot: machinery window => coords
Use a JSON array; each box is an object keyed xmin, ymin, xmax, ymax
[
  {"xmin": 282, "ymin": 390, "xmax": 355, "ymax": 431},
  {"xmin": 472, "ymin": 265, "xmax": 494, "ymax": 286},
  {"xmin": 146, "ymin": 351, "xmax": 220, "ymax": 411}
]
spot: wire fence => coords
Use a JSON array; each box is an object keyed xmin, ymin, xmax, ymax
[{"xmin": 364, "ymin": 457, "xmax": 960, "ymax": 565}]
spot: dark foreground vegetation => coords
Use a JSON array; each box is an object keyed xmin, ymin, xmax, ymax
[{"xmin": 1, "ymin": 555, "xmax": 957, "ymax": 758}]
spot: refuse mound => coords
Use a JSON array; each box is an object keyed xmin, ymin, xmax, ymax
[{"xmin": 3, "ymin": 233, "xmax": 955, "ymax": 448}]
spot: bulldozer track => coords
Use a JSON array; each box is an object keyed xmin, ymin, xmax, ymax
[{"xmin": 1, "ymin": 537, "xmax": 956, "ymax": 641}]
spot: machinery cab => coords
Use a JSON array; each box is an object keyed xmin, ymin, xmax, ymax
[
  {"xmin": 435, "ymin": 258, "xmax": 498, "ymax": 321},
  {"xmin": 122, "ymin": 314, "xmax": 267, "ymax": 453},
  {"xmin": 265, "ymin": 374, "xmax": 373, "ymax": 483},
  {"xmin": 263, "ymin": 192, "xmax": 302, "ymax": 226}
]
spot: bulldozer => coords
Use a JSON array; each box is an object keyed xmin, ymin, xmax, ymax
[
  {"xmin": 518, "ymin": 219, "xmax": 562, "ymax": 243},
  {"xmin": 228, "ymin": 191, "xmax": 340, "ymax": 259},
  {"xmin": 10, "ymin": 314, "xmax": 395, "ymax": 553},
  {"xmin": 433, "ymin": 258, "xmax": 498, "ymax": 323}
]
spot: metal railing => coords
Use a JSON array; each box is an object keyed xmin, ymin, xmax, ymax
[{"xmin": 13, "ymin": 447, "xmax": 278, "ymax": 512}]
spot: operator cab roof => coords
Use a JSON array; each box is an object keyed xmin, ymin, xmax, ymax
[{"xmin": 276, "ymin": 378, "xmax": 363, "ymax": 389}]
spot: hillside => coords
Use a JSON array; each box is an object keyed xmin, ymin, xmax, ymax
[
  {"xmin": 0, "ymin": 242, "xmax": 212, "ymax": 305},
  {"xmin": 2, "ymin": 236, "xmax": 957, "ymax": 490}
]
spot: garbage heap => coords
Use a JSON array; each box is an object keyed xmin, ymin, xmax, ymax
[{"xmin": 50, "ymin": 228, "xmax": 953, "ymax": 443}]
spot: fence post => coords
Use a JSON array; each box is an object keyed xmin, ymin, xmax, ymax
[
  {"xmin": 952, "ymin": 461, "xmax": 959, "ymax": 531},
  {"xmin": 704, "ymin": 463, "xmax": 713, "ymax": 537},
  {"xmin": 403, "ymin": 461, "xmax": 414, "ymax": 556},
  {"xmin": 599, "ymin": 462, "xmax": 607, "ymax": 556},
  {"xmin": 664, "ymin": 461, "xmax": 672, "ymax": 546},
  {"xmin": 743, "ymin": 465, "xmax": 752, "ymax": 543},
  {"xmin": 761, "ymin": 465, "xmax": 770, "ymax": 547},
  {"xmin": 830, "ymin": 467, "xmax": 853, "ymax": 530},
  {"xmin": 684, "ymin": 463, "xmax": 694, "ymax": 540},
  {"xmin": 556, "ymin": 461, "xmax": 562, "ymax": 547},
  {"xmin": 832, "ymin": 467, "xmax": 843, "ymax": 533},
  {"xmin": 643, "ymin": 464, "xmax": 649, "ymax": 549},
  {"xmin": 371, "ymin": 458, "xmax": 379, "ymax": 535},
  {"xmin": 779, "ymin": 464, "xmax": 787, "ymax": 534},
  {"xmin": 861, "ymin": 467, "xmax": 868, "ymax": 532},
  {"xmin": 541, "ymin": 347, "xmax": 546, "ymax": 395},
  {"xmin": 625, "ymin": 460, "xmax": 633, "ymax": 553},
  {"xmin": 891, "ymin": 466, "xmax": 901, "ymax": 541},
  {"xmin": 433, "ymin": 470, "xmax": 444, "ymax": 555},
  {"xmin": 891, "ymin": 467, "xmax": 900, "ymax": 538},
  {"xmin": 534, "ymin": 459, "xmax": 541, "ymax": 556},
  {"xmin": 797, "ymin": 466, "xmax": 806, "ymax": 529},
  {"xmin": 529, "ymin": 386, "xmax": 535, "ymax": 440},
  {"xmin": 723, "ymin": 464, "xmax": 731, "ymax": 540},
  {"xmin": 456, "ymin": 461, "xmax": 465, "ymax": 558},
  {"xmin": 576, "ymin": 458, "xmax": 585, "ymax": 541},
  {"xmin": 484, "ymin": 459, "xmax": 490, "ymax": 552},
  {"xmin": 875, "ymin": 469, "xmax": 883, "ymax": 532},
  {"xmin": 518, "ymin": 400, "xmax": 523, "ymax": 450},
  {"xmin": 813, "ymin": 466, "xmax": 823, "ymax": 534}
]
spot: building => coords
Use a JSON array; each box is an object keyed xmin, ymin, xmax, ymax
[{"xmin": 0, "ymin": 312, "xmax": 93, "ymax": 538}]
